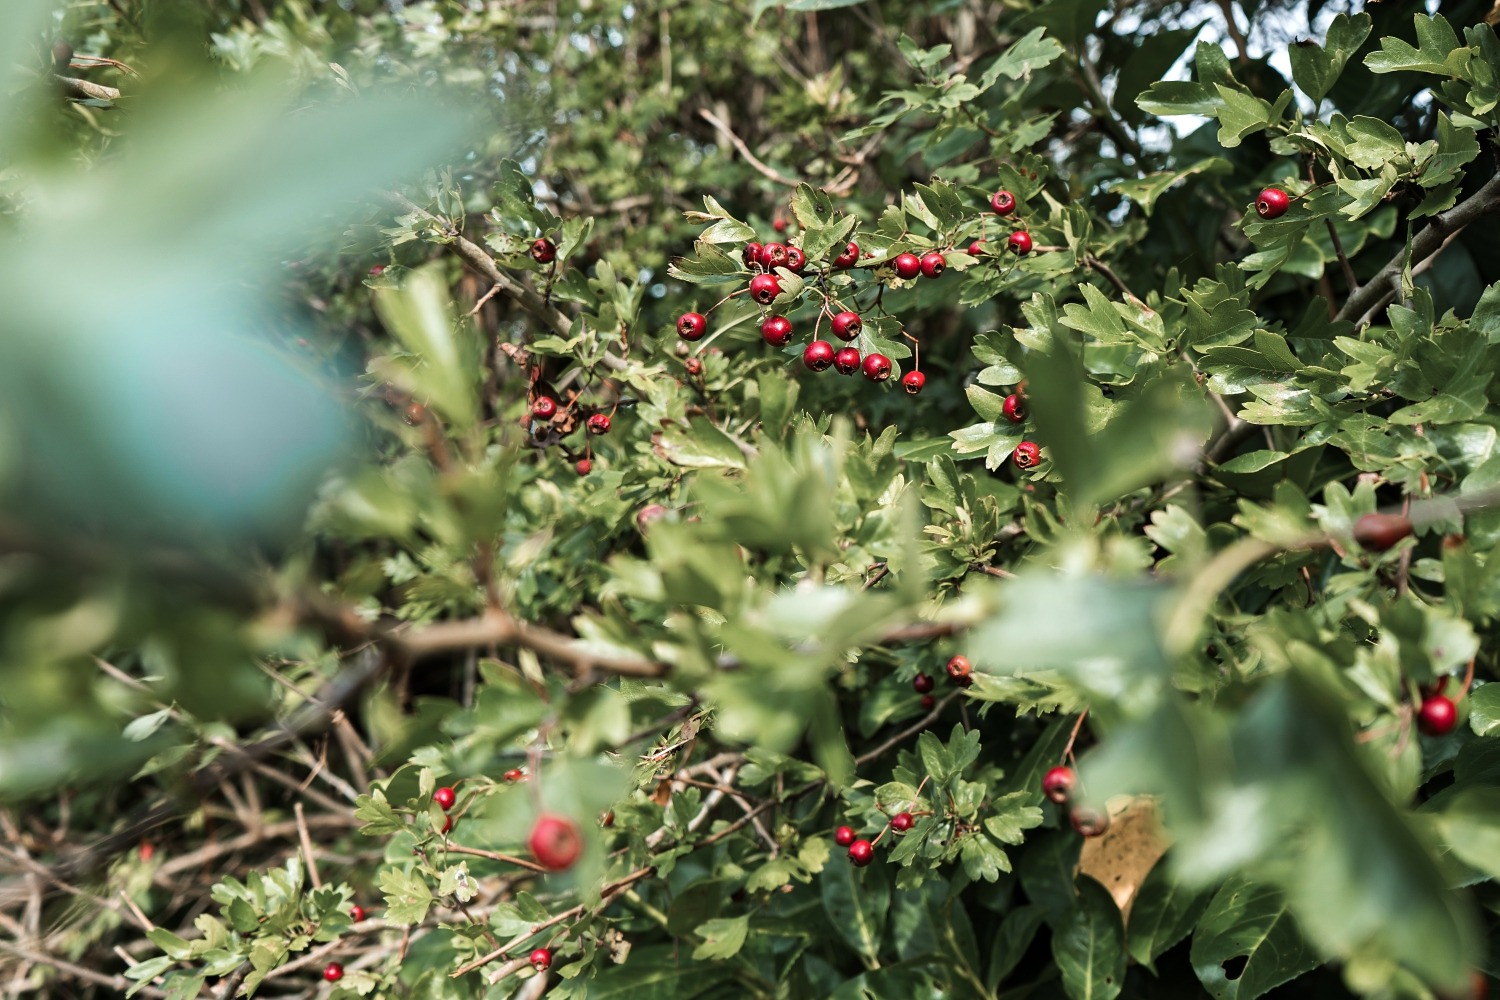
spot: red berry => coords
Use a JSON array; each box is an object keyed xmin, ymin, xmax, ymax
[
  {"xmin": 834, "ymin": 825, "xmax": 856, "ymax": 846},
  {"xmin": 530, "ymin": 947, "xmax": 552, "ymax": 971},
  {"xmin": 891, "ymin": 812, "xmax": 914, "ymax": 832},
  {"xmin": 785, "ymin": 245, "xmax": 807, "ymax": 273},
  {"xmin": 1002, "ymin": 393, "xmax": 1025, "ymax": 423},
  {"xmin": 834, "ymin": 242, "xmax": 859, "ymax": 268},
  {"xmin": 531, "ymin": 397, "xmax": 558, "ymax": 421},
  {"xmin": 919, "ymin": 252, "xmax": 946, "ymax": 278},
  {"xmin": 529, "ymin": 813, "xmax": 584, "ymax": 871},
  {"xmin": 946, "ymin": 655, "xmax": 972, "ymax": 688},
  {"xmin": 504, "ymin": 767, "xmax": 526, "ymax": 782},
  {"xmin": 369, "ymin": 264, "xmax": 385, "ymax": 275},
  {"xmin": 1353, "ymin": 512, "xmax": 1413, "ymax": 552},
  {"xmin": 1070, "ymin": 806, "xmax": 1110, "ymax": 837},
  {"xmin": 1007, "ymin": 230, "xmax": 1033, "ymax": 255},
  {"xmin": 901, "ymin": 371, "xmax": 925, "ymax": 395},
  {"xmin": 861, "ymin": 353, "xmax": 892, "ymax": 383},
  {"xmin": 772, "ymin": 217, "xmax": 787, "ymax": 233},
  {"xmin": 1419, "ymin": 695, "xmax": 1459, "ymax": 736},
  {"xmin": 990, "ymin": 190, "xmax": 1017, "ymax": 216},
  {"xmin": 803, "ymin": 340, "xmax": 835, "ymax": 372},
  {"xmin": 833, "ymin": 347, "xmax": 862, "ymax": 375},
  {"xmin": 403, "ymin": 402, "xmax": 426, "ymax": 425},
  {"xmin": 350, "ymin": 904, "xmax": 366, "ymax": 923},
  {"xmin": 761, "ymin": 242, "xmax": 790, "ymax": 270},
  {"xmin": 575, "ymin": 458, "xmax": 591, "ymax": 477},
  {"xmin": 433, "ymin": 786, "xmax": 456, "ymax": 811},
  {"xmin": 761, "ymin": 315, "xmax": 793, "ymax": 346},
  {"xmin": 848, "ymin": 839, "xmax": 875, "ymax": 866},
  {"xmin": 893, "ymin": 252, "xmax": 921, "ymax": 279},
  {"xmin": 530, "ymin": 238, "xmax": 556, "ymax": 264},
  {"xmin": 830, "ymin": 310, "xmax": 862, "ymax": 341},
  {"xmin": 324, "ymin": 962, "xmax": 344, "ymax": 983},
  {"xmin": 677, "ymin": 312, "xmax": 707, "ymax": 341},
  {"xmin": 441, "ymin": 814, "xmax": 453, "ymax": 834},
  {"xmin": 743, "ymin": 242, "xmax": 764, "ymax": 268},
  {"xmin": 1013, "ymin": 441, "xmax": 1041, "ymax": 469},
  {"xmin": 920, "ymin": 694, "xmax": 935, "ymax": 709},
  {"xmin": 586, "ymin": 413, "xmax": 611, "ymax": 435},
  {"xmin": 1043, "ymin": 766, "xmax": 1076, "ymax": 805},
  {"xmin": 913, "ymin": 673, "xmax": 935, "ymax": 693},
  {"xmin": 685, "ymin": 358, "xmax": 702, "ymax": 376},
  {"xmin": 968, "ymin": 239, "xmax": 986, "ymax": 256},
  {"xmin": 749, "ymin": 273, "xmax": 782, "ymax": 305},
  {"xmin": 1255, "ymin": 187, "xmax": 1290, "ymax": 219}
]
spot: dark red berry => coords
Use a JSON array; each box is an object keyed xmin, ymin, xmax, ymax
[
  {"xmin": 761, "ymin": 242, "xmax": 790, "ymax": 270},
  {"xmin": 404, "ymin": 402, "xmax": 427, "ymax": 425},
  {"xmin": 902, "ymin": 371, "xmax": 925, "ymax": 395},
  {"xmin": 834, "ymin": 825, "xmax": 856, "ymax": 846},
  {"xmin": 1007, "ymin": 230, "xmax": 1033, "ymax": 255},
  {"xmin": 920, "ymin": 694, "xmax": 935, "ymax": 709},
  {"xmin": 529, "ymin": 814, "xmax": 583, "ymax": 871},
  {"xmin": 685, "ymin": 357, "xmax": 702, "ymax": 376},
  {"xmin": 1256, "ymin": 187, "xmax": 1290, "ymax": 219},
  {"xmin": 677, "ymin": 312, "xmax": 707, "ymax": 341},
  {"xmin": 1002, "ymin": 393, "xmax": 1025, "ymax": 423},
  {"xmin": 1070, "ymin": 806, "xmax": 1110, "ymax": 837},
  {"xmin": 848, "ymin": 839, "xmax": 874, "ymax": 866},
  {"xmin": 575, "ymin": 458, "xmax": 591, "ymax": 477},
  {"xmin": 861, "ymin": 353, "xmax": 892, "ymax": 382},
  {"xmin": 433, "ymin": 786, "xmax": 456, "ymax": 811},
  {"xmin": 1419, "ymin": 695, "xmax": 1459, "ymax": 736},
  {"xmin": 530, "ymin": 947, "xmax": 552, "ymax": 971},
  {"xmin": 785, "ymin": 245, "xmax": 807, "ymax": 273},
  {"xmin": 749, "ymin": 274, "xmax": 782, "ymax": 305},
  {"xmin": 891, "ymin": 812, "xmax": 914, "ymax": 832},
  {"xmin": 1013, "ymin": 441, "xmax": 1041, "ymax": 468},
  {"xmin": 834, "ymin": 242, "xmax": 859, "ymax": 268},
  {"xmin": 913, "ymin": 673, "xmax": 935, "ymax": 694},
  {"xmin": 990, "ymin": 190, "xmax": 1017, "ymax": 216},
  {"xmin": 324, "ymin": 962, "xmax": 344, "ymax": 983},
  {"xmin": 773, "ymin": 217, "xmax": 787, "ymax": 233},
  {"xmin": 761, "ymin": 315, "xmax": 793, "ymax": 346},
  {"xmin": 1353, "ymin": 513, "xmax": 1413, "ymax": 552},
  {"xmin": 531, "ymin": 397, "xmax": 558, "ymax": 421},
  {"xmin": 894, "ymin": 252, "xmax": 921, "ymax": 279},
  {"xmin": 919, "ymin": 252, "xmax": 946, "ymax": 278},
  {"xmin": 803, "ymin": 340, "xmax": 835, "ymax": 372},
  {"xmin": 441, "ymin": 814, "xmax": 453, "ymax": 834},
  {"xmin": 350, "ymin": 904, "xmax": 366, "ymax": 922},
  {"xmin": 830, "ymin": 310, "xmax": 862, "ymax": 341},
  {"xmin": 743, "ymin": 242, "xmax": 764, "ymax": 268},
  {"xmin": 586, "ymin": 413, "xmax": 611, "ymax": 435},
  {"xmin": 1043, "ymin": 766, "xmax": 1076, "ymax": 805},
  {"xmin": 834, "ymin": 347, "xmax": 862, "ymax": 375},
  {"xmin": 530, "ymin": 238, "xmax": 557, "ymax": 264}
]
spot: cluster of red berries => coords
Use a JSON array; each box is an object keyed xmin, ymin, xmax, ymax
[
  {"xmin": 674, "ymin": 188, "xmax": 1039, "ymax": 396},
  {"xmin": 525, "ymin": 392, "xmax": 614, "ymax": 478},
  {"xmin": 434, "ymin": 785, "xmax": 457, "ymax": 834},
  {"xmin": 834, "ymin": 806, "xmax": 920, "ymax": 867},
  {"xmin": 1042, "ymin": 765, "xmax": 1109, "ymax": 837}
]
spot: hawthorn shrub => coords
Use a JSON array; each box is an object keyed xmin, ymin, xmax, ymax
[{"xmin": 3, "ymin": 1, "xmax": 1500, "ymax": 999}]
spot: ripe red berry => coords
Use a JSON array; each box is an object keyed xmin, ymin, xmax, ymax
[
  {"xmin": 834, "ymin": 347, "xmax": 862, "ymax": 375},
  {"xmin": 349, "ymin": 904, "xmax": 366, "ymax": 923},
  {"xmin": 530, "ymin": 238, "xmax": 556, "ymax": 264},
  {"xmin": 529, "ymin": 813, "xmax": 584, "ymax": 871},
  {"xmin": 834, "ymin": 825, "xmax": 856, "ymax": 847},
  {"xmin": 920, "ymin": 694, "xmax": 935, "ymax": 709},
  {"xmin": 968, "ymin": 239, "xmax": 986, "ymax": 256},
  {"xmin": 834, "ymin": 242, "xmax": 859, "ymax": 268},
  {"xmin": 324, "ymin": 962, "xmax": 344, "ymax": 983},
  {"xmin": 990, "ymin": 190, "xmax": 1017, "ymax": 216},
  {"xmin": 749, "ymin": 273, "xmax": 782, "ymax": 305},
  {"xmin": 1002, "ymin": 393, "xmax": 1025, "ymax": 423},
  {"xmin": 1013, "ymin": 441, "xmax": 1041, "ymax": 469},
  {"xmin": 893, "ymin": 252, "xmax": 921, "ymax": 279},
  {"xmin": 1255, "ymin": 187, "xmax": 1290, "ymax": 219},
  {"xmin": 1007, "ymin": 230, "xmax": 1033, "ymax": 255},
  {"xmin": 913, "ymin": 673, "xmax": 935, "ymax": 693},
  {"xmin": 530, "ymin": 947, "xmax": 552, "ymax": 971},
  {"xmin": 1043, "ymin": 766, "xmax": 1076, "ymax": 805},
  {"xmin": 586, "ymin": 413, "xmax": 611, "ymax": 435},
  {"xmin": 785, "ymin": 245, "xmax": 807, "ymax": 273},
  {"xmin": 504, "ymin": 767, "xmax": 526, "ymax": 782},
  {"xmin": 1419, "ymin": 695, "xmax": 1459, "ymax": 736},
  {"xmin": 891, "ymin": 812, "xmax": 914, "ymax": 832},
  {"xmin": 403, "ymin": 402, "xmax": 427, "ymax": 425},
  {"xmin": 1070, "ymin": 806, "xmax": 1110, "ymax": 837},
  {"xmin": 433, "ymin": 786, "xmax": 456, "ymax": 811},
  {"xmin": 946, "ymin": 655, "xmax": 971, "ymax": 681},
  {"xmin": 761, "ymin": 242, "xmax": 790, "ymax": 270},
  {"xmin": 901, "ymin": 370, "xmax": 925, "ymax": 395},
  {"xmin": 685, "ymin": 357, "xmax": 702, "ymax": 376},
  {"xmin": 919, "ymin": 252, "xmax": 946, "ymax": 278},
  {"xmin": 861, "ymin": 353, "xmax": 892, "ymax": 382},
  {"xmin": 575, "ymin": 458, "xmax": 591, "ymax": 477},
  {"xmin": 677, "ymin": 312, "xmax": 707, "ymax": 341},
  {"xmin": 1353, "ymin": 512, "xmax": 1413, "ymax": 552},
  {"xmin": 773, "ymin": 217, "xmax": 788, "ymax": 233},
  {"xmin": 803, "ymin": 340, "xmax": 835, "ymax": 372},
  {"xmin": 441, "ymin": 814, "xmax": 453, "ymax": 834},
  {"xmin": 531, "ymin": 397, "xmax": 558, "ymax": 421},
  {"xmin": 848, "ymin": 839, "xmax": 875, "ymax": 866},
  {"xmin": 761, "ymin": 315, "xmax": 793, "ymax": 346},
  {"xmin": 830, "ymin": 310, "xmax": 862, "ymax": 341},
  {"xmin": 743, "ymin": 242, "xmax": 764, "ymax": 268}
]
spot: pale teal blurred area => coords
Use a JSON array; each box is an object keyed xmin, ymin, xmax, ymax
[{"xmin": 0, "ymin": 55, "xmax": 473, "ymax": 543}]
